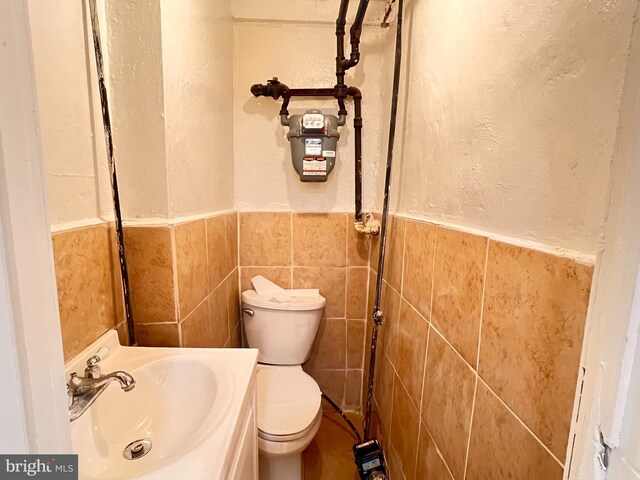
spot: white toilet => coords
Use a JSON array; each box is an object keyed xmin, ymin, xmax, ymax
[{"xmin": 241, "ymin": 289, "xmax": 326, "ymax": 480}]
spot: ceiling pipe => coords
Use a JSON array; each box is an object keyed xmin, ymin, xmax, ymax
[
  {"xmin": 249, "ymin": 0, "xmax": 378, "ymax": 232},
  {"xmin": 343, "ymin": 0, "xmax": 370, "ymax": 71}
]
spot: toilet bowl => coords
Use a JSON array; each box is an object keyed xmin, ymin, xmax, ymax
[
  {"xmin": 242, "ymin": 289, "xmax": 326, "ymax": 480},
  {"xmin": 256, "ymin": 365, "xmax": 322, "ymax": 480}
]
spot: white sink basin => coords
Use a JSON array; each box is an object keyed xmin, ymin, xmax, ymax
[{"xmin": 65, "ymin": 331, "xmax": 258, "ymax": 480}]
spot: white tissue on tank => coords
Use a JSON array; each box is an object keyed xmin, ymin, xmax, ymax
[{"xmin": 251, "ymin": 275, "xmax": 320, "ymax": 302}]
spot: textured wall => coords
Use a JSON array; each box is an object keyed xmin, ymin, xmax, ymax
[
  {"xmin": 232, "ymin": 4, "xmax": 394, "ymax": 213},
  {"xmin": 162, "ymin": 0, "xmax": 235, "ymax": 217},
  {"xmin": 391, "ymin": 0, "xmax": 637, "ymax": 256},
  {"xmin": 28, "ymin": 0, "xmax": 113, "ymax": 228},
  {"xmin": 34, "ymin": 0, "xmax": 236, "ymax": 224},
  {"xmin": 105, "ymin": 0, "xmax": 169, "ymax": 220}
]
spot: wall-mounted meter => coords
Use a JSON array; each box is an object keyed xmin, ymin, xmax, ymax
[{"xmin": 281, "ymin": 109, "xmax": 346, "ymax": 182}]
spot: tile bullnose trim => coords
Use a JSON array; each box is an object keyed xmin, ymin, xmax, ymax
[
  {"xmin": 123, "ymin": 209, "xmax": 236, "ymax": 227},
  {"xmin": 51, "ymin": 218, "xmax": 113, "ymax": 234},
  {"xmin": 391, "ymin": 212, "xmax": 597, "ymax": 266}
]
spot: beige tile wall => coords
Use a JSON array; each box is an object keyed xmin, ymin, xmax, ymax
[
  {"xmin": 52, "ymin": 211, "xmax": 594, "ymax": 480},
  {"xmin": 365, "ymin": 215, "xmax": 593, "ymax": 480},
  {"xmin": 238, "ymin": 212, "xmax": 371, "ymax": 411},
  {"xmin": 52, "ymin": 211, "xmax": 240, "ymax": 360},
  {"xmin": 52, "ymin": 224, "xmax": 126, "ymax": 360},
  {"xmin": 126, "ymin": 212, "xmax": 240, "ymax": 349}
]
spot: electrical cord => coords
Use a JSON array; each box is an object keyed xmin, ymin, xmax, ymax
[{"xmin": 321, "ymin": 392, "xmax": 363, "ymax": 443}]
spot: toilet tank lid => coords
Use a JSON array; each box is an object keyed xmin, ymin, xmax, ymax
[{"xmin": 241, "ymin": 290, "xmax": 326, "ymax": 311}]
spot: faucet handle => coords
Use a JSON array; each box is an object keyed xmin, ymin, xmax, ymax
[{"xmin": 85, "ymin": 355, "xmax": 102, "ymax": 379}]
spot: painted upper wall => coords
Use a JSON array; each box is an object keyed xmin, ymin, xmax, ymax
[
  {"xmin": 30, "ymin": 0, "xmax": 234, "ymax": 227},
  {"xmin": 392, "ymin": 0, "xmax": 637, "ymax": 256},
  {"xmin": 232, "ymin": 1, "xmax": 394, "ymax": 213},
  {"xmin": 106, "ymin": 0, "xmax": 235, "ymax": 220},
  {"xmin": 28, "ymin": 0, "xmax": 113, "ymax": 229},
  {"xmin": 161, "ymin": 0, "xmax": 235, "ymax": 218},
  {"xmin": 106, "ymin": 0, "xmax": 169, "ymax": 221}
]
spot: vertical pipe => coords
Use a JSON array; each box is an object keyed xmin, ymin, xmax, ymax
[
  {"xmin": 88, "ymin": 0, "xmax": 136, "ymax": 345},
  {"xmin": 336, "ymin": 0, "xmax": 350, "ymax": 114},
  {"xmin": 349, "ymin": 89, "xmax": 363, "ymax": 222},
  {"xmin": 344, "ymin": 0, "xmax": 371, "ymax": 70},
  {"xmin": 364, "ymin": 0, "xmax": 403, "ymax": 441}
]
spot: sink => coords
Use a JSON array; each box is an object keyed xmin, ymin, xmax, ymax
[{"xmin": 65, "ymin": 331, "xmax": 258, "ymax": 479}]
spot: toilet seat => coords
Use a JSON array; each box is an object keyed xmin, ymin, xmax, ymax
[
  {"xmin": 259, "ymin": 409, "xmax": 322, "ymax": 442},
  {"xmin": 257, "ymin": 366, "xmax": 322, "ymax": 440}
]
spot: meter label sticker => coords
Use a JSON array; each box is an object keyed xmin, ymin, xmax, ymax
[
  {"xmin": 303, "ymin": 113, "xmax": 324, "ymax": 130},
  {"xmin": 303, "ymin": 157, "xmax": 326, "ymax": 176},
  {"xmin": 362, "ymin": 458, "xmax": 381, "ymax": 470},
  {"xmin": 322, "ymin": 150, "xmax": 336, "ymax": 158},
  {"xmin": 305, "ymin": 138, "xmax": 322, "ymax": 156}
]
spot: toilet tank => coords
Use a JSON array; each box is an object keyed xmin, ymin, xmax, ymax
[{"xmin": 241, "ymin": 290, "xmax": 326, "ymax": 365}]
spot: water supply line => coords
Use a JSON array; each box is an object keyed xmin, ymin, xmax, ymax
[
  {"xmin": 363, "ymin": 0, "xmax": 403, "ymax": 441},
  {"xmin": 87, "ymin": 0, "xmax": 136, "ymax": 345}
]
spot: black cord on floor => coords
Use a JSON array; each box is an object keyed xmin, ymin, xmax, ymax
[{"xmin": 321, "ymin": 392, "xmax": 363, "ymax": 443}]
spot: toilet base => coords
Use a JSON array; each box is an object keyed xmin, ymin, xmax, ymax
[{"xmin": 259, "ymin": 451, "xmax": 302, "ymax": 480}]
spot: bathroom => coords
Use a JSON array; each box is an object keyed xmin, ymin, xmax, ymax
[{"xmin": 1, "ymin": 0, "xmax": 640, "ymax": 479}]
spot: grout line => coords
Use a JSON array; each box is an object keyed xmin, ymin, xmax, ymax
[
  {"xmin": 463, "ymin": 238, "xmax": 490, "ymax": 480},
  {"xmin": 463, "ymin": 377, "xmax": 479, "ymax": 480},
  {"xmin": 430, "ymin": 322, "xmax": 476, "ymax": 374},
  {"xmin": 429, "ymin": 226, "xmax": 437, "ymax": 323},
  {"xmin": 478, "ymin": 376, "xmax": 565, "ymax": 467},
  {"xmin": 235, "ymin": 211, "xmax": 240, "ymax": 272},
  {"xmin": 344, "ymin": 217, "xmax": 349, "ymax": 371},
  {"xmin": 290, "ymin": 213, "xmax": 294, "ymax": 287},
  {"xmin": 169, "ymin": 225, "xmax": 181, "ymax": 323},
  {"xmin": 387, "ymin": 364, "xmax": 396, "ymax": 446},
  {"xmin": 359, "ymin": 268, "xmax": 371, "ymax": 407},
  {"xmin": 413, "ymin": 321, "xmax": 431, "ymax": 478},
  {"xmin": 135, "ymin": 320, "xmax": 183, "ymax": 326},
  {"xmin": 418, "ymin": 325, "xmax": 431, "ymax": 419},
  {"xmin": 421, "ymin": 420, "xmax": 457, "ymax": 480},
  {"xmin": 392, "ymin": 375, "xmax": 421, "ymax": 479},
  {"xmin": 414, "ymin": 420, "xmax": 423, "ymax": 480},
  {"xmin": 205, "ymin": 215, "xmax": 212, "ymax": 296},
  {"xmin": 400, "ymin": 217, "xmax": 407, "ymax": 297},
  {"xmin": 475, "ymin": 240, "xmax": 491, "ymax": 376}
]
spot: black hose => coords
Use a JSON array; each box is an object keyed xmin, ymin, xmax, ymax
[
  {"xmin": 322, "ymin": 392, "xmax": 362, "ymax": 443},
  {"xmin": 363, "ymin": 0, "xmax": 403, "ymax": 441}
]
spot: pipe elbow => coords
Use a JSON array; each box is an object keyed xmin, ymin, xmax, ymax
[{"xmin": 347, "ymin": 86, "xmax": 362, "ymax": 98}]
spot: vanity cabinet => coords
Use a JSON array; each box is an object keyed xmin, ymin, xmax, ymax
[{"xmin": 226, "ymin": 376, "xmax": 258, "ymax": 479}]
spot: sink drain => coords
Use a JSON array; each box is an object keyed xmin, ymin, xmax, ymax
[{"xmin": 123, "ymin": 438, "xmax": 152, "ymax": 460}]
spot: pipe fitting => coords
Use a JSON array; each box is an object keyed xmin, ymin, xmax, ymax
[
  {"xmin": 354, "ymin": 214, "xmax": 380, "ymax": 235},
  {"xmin": 250, "ymin": 78, "xmax": 290, "ymax": 100}
]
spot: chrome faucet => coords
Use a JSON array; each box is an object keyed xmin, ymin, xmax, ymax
[{"xmin": 67, "ymin": 354, "xmax": 135, "ymax": 422}]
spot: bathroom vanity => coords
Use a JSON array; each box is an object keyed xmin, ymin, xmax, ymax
[{"xmin": 65, "ymin": 331, "xmax": 259, "ymax": 479}]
